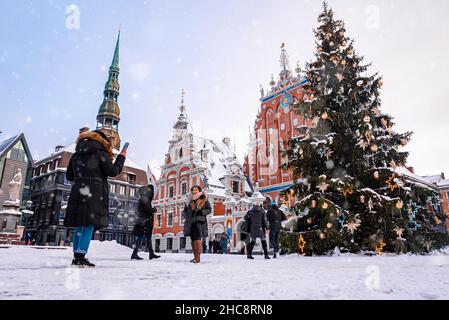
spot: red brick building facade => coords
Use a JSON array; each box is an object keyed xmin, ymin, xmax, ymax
[{"xmin": 245, "ymin": 46, "xmax": 310, "ymax": 206}]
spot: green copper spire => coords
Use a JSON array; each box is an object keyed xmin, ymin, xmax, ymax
[
  {"xmin": 110, "ymin": 26, "xmax": 120, "ymax": 71},
  {"xmin": 96, "ymin": 27, "xmax": 122, "ymax": 150}
]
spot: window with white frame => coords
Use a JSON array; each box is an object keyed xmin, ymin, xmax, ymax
[
  {"xmin": 119, "ymin": 185, "xmax": 125, "ymax": 195},
  {"xmin": 169, "ymin": 185, "xmax": 174, "ymax": 198},
  {"xmin": 129, "ymin": 188, "xmax": 136, "ymax": 197},
  {"xmin": 157, "ymin": 214, "xmax": 162, "ymax": 228},
  {"xmin": 181, "ymin": 181, "xmax": 187, "ymax": 195},
  {"xmin": 167, "ymin": 211, "xmax": 173, "ymax": 227},
  {"xmin": 293, "ymin": 118, "xmax": 299, "ymax": 126},
  {"xmin": 110, "ymin": 184, "xmax": 116, "ymax": 194}
]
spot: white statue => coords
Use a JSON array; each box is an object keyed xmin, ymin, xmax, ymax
[{"xmin": 8, "ymin": 169, "xmax": 22, "ymax": 203}]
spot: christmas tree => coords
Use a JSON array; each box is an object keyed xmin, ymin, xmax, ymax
[{"xmin": 281, "ymin": 2, "xmax": 448, "ymax": 255}]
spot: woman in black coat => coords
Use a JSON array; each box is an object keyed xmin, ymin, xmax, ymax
[
  {"xmin": 183, "ymin": 186, "xmax": 211, "ymax": 263},
  {"xmin": 130, "ymin": 184, "xmax": 160, "ymax": 260},
  {"xmin": 244, "ymin": 203, "xmax": 270, "ymax": 260},
  {"xmin": 64, "ymin": 130, "xmax": 126, "ymax": 267}
]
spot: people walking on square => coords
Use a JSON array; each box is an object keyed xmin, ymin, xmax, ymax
[
  {"xmin": 267, "ymin": 201, "xmax": 287, "ymax": 258},
  {"xmin": 183, "ymin": 186, "xmax": 211, "ymax": 263},
  {"xmin": 64, "ymin": 130, "xmax": 126, "ymax": 268},
  {"xmin": 244, "ymin": 200, "xmax": 270, "ymax": 260},
  {"xmin": 131, "ymin": 184, "xmax": 161, "ymax": 260}
]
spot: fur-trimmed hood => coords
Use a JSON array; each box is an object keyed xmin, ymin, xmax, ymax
[{"xmin": 76, "ymin": 131, "xmax": 114, "ymax": 160}]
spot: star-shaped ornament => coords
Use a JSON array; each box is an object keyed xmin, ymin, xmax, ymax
[
  {"xmin": 344, "ymin": 219, "xmax": 361, "ymax": 234},
  {"xmin": 336, "ymin": 73, "xmax": 344, "ymax": 82},
  {"xmin": 393, "ymin": 227, "xmax": 404, "ymax": 239},
  {"xmin": 357, "ymin": 140, "xmax": 368, "ymax": 151},
  {"xmin": 317, "ymin": 182, "xmax": 330, "ymax": 193}
]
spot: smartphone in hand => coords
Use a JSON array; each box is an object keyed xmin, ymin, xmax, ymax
[{"xmin": 121, "ymin": 142, "xmax": 129, "ymax": 154}]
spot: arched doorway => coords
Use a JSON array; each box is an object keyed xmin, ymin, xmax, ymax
[{"xmin": 235, "ymin": 219, "xmax": 248, "ymax": 255}]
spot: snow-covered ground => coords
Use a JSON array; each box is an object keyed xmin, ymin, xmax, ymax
[{"xmin": 1, "ymin": 241, "xmax": 449, "ymax": 300}]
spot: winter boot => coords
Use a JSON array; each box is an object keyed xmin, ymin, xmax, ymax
[
  {"xmin": 147, "ymin": 239, "xmax": 161, "ymax": 260},
  {"xmin": 78, "ymin": 254, "xmax": 96, "ymax": 268},
  {"xmin": 131, "ymin": 238, "xmax": 143, "ymax": 260},
  {"xmin": 247, "ymin": 241, "xmax": 256, "ymax": 260},
  {"xmin": 71, "ymin": 253, "xmax": 82, "ymax": 266},
  {"xmin": 131, "ymin": 249, "xmax": 143, "ymax": 260},
  {"xmin": 273, "ymin": 251, "xmax": 278, "ymax": 259},
  {"xmin": 262, "ymin": 240, "xmax": 271, "ymax": 260},
  {"xmin": 192, "ymin": 240, "xmax": 202, "ymax": 263}
]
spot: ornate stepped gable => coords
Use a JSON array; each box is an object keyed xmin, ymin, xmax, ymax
[{"xmin": 245, "ymin": 44, "xmax": 310, "ymax": 206}]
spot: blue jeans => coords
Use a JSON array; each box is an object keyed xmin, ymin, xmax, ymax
[
  {"xmin": 221, "ymin": 240, "xmax": 228, "ymax": 254},
  {"xmin": 269, "ymin": 230, "xmax": 280, "ymax": 253},
  {"xmin": 72, "ymin": 226, "xmax": 94, "ymax": 254}
]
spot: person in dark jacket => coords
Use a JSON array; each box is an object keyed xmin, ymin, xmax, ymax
[
  {"xmin": 244, "ymin": 202, "xmax": 270, "ymax": 260},
  {"xmin": 267, "ymin": 201, "xmax": 287, "ymax": 258},
  {"xmin": 183, "ymin": 186, "xmax": 211, "ymax": 263},
  {"xmin": 64, "ymin": 130, "xmax": 126, "ymax": 267},
  {"xmin": 130, "ymin": 184, "xmax": 161, "ymax": 260},
  {"xmin": 208, "ymin": 238, "xmax": 214, "ymax": 253},
  {"xmin": 220, "ymin": 232, "xmax": 229, "ymax": 254}
]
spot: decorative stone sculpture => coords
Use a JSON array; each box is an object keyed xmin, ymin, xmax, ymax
[{"xmin": 8, "ymin": 169, "xmax": 22, "ymax": 204}]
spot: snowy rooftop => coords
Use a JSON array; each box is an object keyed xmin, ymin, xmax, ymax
[
  {"xmin": 46, "ymin": 142, "xmax": 144, "ymax": 171},
  {"xmin": 395, "ymin": 167, "xmax": 439, "ymax": 191},
  {"xmin": 192, "ymin": 135, "xmax": 251, "ymax": 194},
  {"xmin": 1, "ymin": 241, "xmax": 449, "ymax": 300}
]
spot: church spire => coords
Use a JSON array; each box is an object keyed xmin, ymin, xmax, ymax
[
  {"xmin": 96, "ymin": 28, "xmax": 122, "ymax": 150},
  {"xmin": 279, "ymin": 42, "xmax": 290, "ymax": 72},
  {"xmin": 173, "ymin": 89, "xmax": 188, "ymax": 130},
  {"xmin": 110, "ymin": 25, "xmax": 120, "ymax": 71}
]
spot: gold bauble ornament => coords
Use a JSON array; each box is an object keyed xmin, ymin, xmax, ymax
[
  {"xmin": 370, "ymin": 144, "xmax": 378, "ymax": 153},
  {"xmin": 319, "ymin": 233, "xmax": 326, "ymax": 240},
  {"xmin": 322, "ymin": 202, "xmax": 329, "ymax": 210},
  {"xmin": 307, "ymin": 217, "xmax": 313, "ymax": 225},
  {"xmin": 373, "ymin": 171, "xmax": 380, "ymax": 180},
  {"xmin": 363, "ymin": 116, "xmax": 370, "ymax": 123},
  {"xmin": 381, "ymin": 118, "xmax": 388, "ymax": 128},
  {"xmin": 400, "ymin": 139, "xmax": 408, "ymax": 146},
  {"xmin": 378, "ymin": 80, "xmax": 384, "ymax": 88},
  {"xmin": 311, "ymin": 200, "xmax": 317, "ymax": 208},
  {"xmin": 395, "ymin": 200, "xmax": 404, "ymax": 209},
  {"xmin": 321, "ymin": 111, "xmax": 329, "ymax": 120},
  {"xmin": 341, "ymin": 60, "xmax": 346, "ymax": 66},
  {"xmin": 326, "ymin": 223, "xmax": 333, "ymax": 229}
]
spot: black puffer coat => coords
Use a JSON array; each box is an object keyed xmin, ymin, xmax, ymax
[
  {"xmin": 64, "ymin": 131, "xmax": 125, "ymax": 229},
  {"xmin": 183, "ymin": 193, "xmax": 212, "ymax": 238},
  {"xmin": 244, "ymin": 205, "xmax": 269, "ymax": 239},
  {"xmin": 132, "ymin": 185, "xmax": 155, "ymax": 236},
  {"xmin": 267, "ymin": 205, "xmax": 287, "ymax": 232}
]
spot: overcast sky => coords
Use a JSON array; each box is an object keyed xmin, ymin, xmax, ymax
[{"xmin": 1, "ymin": 0, "xmax": 448, "ymax": 178}]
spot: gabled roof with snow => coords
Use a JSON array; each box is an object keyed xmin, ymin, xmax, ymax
[{"xmin": 192, "ymin": 135, "xmax": 246, "ymax": 191}]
